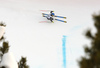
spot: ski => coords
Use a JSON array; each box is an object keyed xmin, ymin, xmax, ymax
[
  {"xmin": 42, "ymin": 13, "xmax": 49, "ymax": 17},
  {"xmin": 55, "ymin": 19, "xmax": 67, "ymax": 23},
  {"xmin": 42, "ymin": 13, "xmax": 48, "ymax": 16},
  {"xmin": 55, "ymin": 15, "xmax": 66, "ymax": 19},
  {"xmin": 42, "ymin": 13, "xmax": 45, "ymax": 17}
]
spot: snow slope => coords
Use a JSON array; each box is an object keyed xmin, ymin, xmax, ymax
[
  {"xmin": 0, "ymin": 0, "xmax": 99, "ymax": 68},
  {"xmin": 0, "ymin": 52, "xmax": 18, "ymax": 68}
]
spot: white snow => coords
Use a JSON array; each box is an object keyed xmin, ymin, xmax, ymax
[
  {"xmin": 0, "ymin": 26, "xmax": 5, "ymax": 39},
  {"xmin": 0, "ymin": 52, "xmax": 18, "ymax": 68},
  {"xmin": 0, "ymin": 0, "xmax": 99, "ymax": 68}
]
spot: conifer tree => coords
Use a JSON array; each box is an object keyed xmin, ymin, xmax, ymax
[
  {"xmin": 0, "ymin": 22, "xmax": 29, "ymax": 68},
  {"xmin": 78, "ymin": 14, "xmax": 100, "ymax": 68},
  {"xmin": 18, "ymin": 57, "xmax": 29, "ymax": 68},
  {"xmin": 0, "ymin": 22, "xmax": 6, "ymax": 41},
  {"xmin": 0, "ymin": 22, "xmax": 8, "ymax": 62}
]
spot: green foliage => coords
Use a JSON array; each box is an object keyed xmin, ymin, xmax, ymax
[
  {"xmin": 85, "ymin": 29, "xmax": 94, "ymax": 39},
  {"xmin": 0, "ymin": 22, "xmax": 6, "ymax": 27},
  {"xmin": 0, "ymin": 22, "xmax": 5, "ymax": 41},
  {"xmin": 0, "ymin": 23, "xmax": 29, "ymax": 68},
  {"xmin": 0, "ymin": 36, "xmax": 5, "ymax": 41},
  {"xmin": 0, "ymin": 41, "xmax": 10, "ymax": 62},
  {"xmin": 0, "ymin": 41, "xmax": 10, "ymax": 54},
  {"xmin": 78, "ymin": 14, "xmax": 100, "ymax": 68},
  {"xmin": 0, "ymin": 22, "xmax": 8, "ymax": 56},
  {"xmin": 18, "ymin": 57, "xmax": 29, "ymax": 68}
]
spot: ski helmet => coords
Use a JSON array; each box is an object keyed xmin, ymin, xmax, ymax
[
  {"xmin": 51, "ymin": 13, "xmax": 55, "ymax": 16},
  {"xmin": 50, "ymin": 11, "xmax": 53, "ymax": 13}
]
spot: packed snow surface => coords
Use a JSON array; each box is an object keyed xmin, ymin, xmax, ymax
[{"xmin": 0, "ymin": 52, "xmax": 18, "ymax": 68}]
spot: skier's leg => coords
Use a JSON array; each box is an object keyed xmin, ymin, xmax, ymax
[
  {"xmin": 46, "ymin": 16, "xmax": 50, "ymax": 20},
  {"xmin": 50, "ymin": 17, "xmax": 54, "ymax": 23}
]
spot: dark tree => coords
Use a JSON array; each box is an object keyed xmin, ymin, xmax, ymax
[
  {"xmin": 78, "ymin": 14, "xmax": 100, "ymax": 68},
  {"xmin": 0, "ymin": 23, "xmax": 7, "ymax": 62},
  {"xmin": 18, "ymin": 57, "xmax": 29, "ymax": 68},
  {"xmin": 0, "ymin": 22, "xmax": 29, "ymax": 68},
  {"xmin": 0, "ymin": 22, "xmax": 6, "ymax": 27},
  {"xmin": 0, "ymin": 41, "xmax": 10, "ymax": 54},
  {"xmin": 0, "ymin": 22, "xmax": 5, "ymax": 41}
]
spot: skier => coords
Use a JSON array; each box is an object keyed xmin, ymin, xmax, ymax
[
  {"xmin": 41, "ymin": 10, "xmax": 67, "ymax": 23},
  {"xmin": 43, "ymin": 11, "xmax": 55, "ymax": 23}
]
